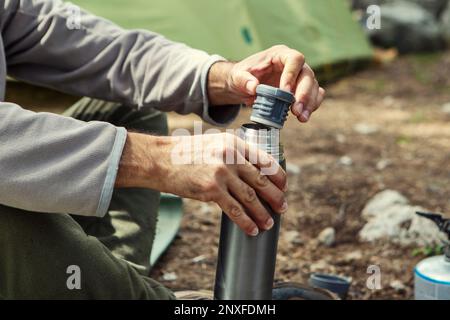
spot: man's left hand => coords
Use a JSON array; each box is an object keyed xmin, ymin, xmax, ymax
[{"xmin": 208, "ymin": 45, "xmax": 325, "ymax": 123}]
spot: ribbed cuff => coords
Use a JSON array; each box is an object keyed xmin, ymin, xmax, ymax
[
  {"xmin": 201, "ymin": 55, "xmax": 241, "ymax": 127},
  {"xmin": 95, "ymin": 126, "xmax": 127, "ymax": 217}
]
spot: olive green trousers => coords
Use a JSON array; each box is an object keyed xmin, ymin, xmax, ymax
[{"xmin": 0, "ymin": 98, "xmax": 175, "ymax": 299}]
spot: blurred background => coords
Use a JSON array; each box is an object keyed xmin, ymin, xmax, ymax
[{"xmin": 7, "ymin": 0, "xmax": 450, "ymax": 299}]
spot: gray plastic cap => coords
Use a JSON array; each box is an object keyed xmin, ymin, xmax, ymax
[{"xmin": 250, "ymin": 84, "xmax": 295, "ymax": 129}]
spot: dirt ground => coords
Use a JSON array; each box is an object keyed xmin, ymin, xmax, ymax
[{"xmin": 8, "ymin": 50, "xmax": 450, "ymax": 300}]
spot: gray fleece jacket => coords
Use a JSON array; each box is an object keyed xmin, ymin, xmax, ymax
[{"xmin": 0, "ymin": 0, "xmax": 239, "ymax": 217}]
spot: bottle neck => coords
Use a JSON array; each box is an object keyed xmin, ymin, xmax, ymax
[{"xmin": 239, "ymin": 123, "xmax": 284, "ymax": 163}]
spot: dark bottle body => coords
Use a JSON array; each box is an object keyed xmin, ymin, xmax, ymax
[{"xmin": 214, "ymin": 124, "xmax": 285, "ymax": 300}]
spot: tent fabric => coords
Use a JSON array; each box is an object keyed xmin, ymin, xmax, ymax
[
  {"xmin": 73, "ymin": 0, "xmax": 372, "ymax": 68},
  {"xmin": 150, "ymin": 194, "xmax": 183, "ymax": 267}
]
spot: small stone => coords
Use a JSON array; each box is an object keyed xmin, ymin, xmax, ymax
[
  {"xmin": 354, "ymin": 123, "xmax": 379, "ymax": 135},
  {"xmin": 192, "ymin": 255, "xmax": 207, "ymax": 264},
  {"xmin": 286, "ymin": 163, "xmax": 301, "ymax": 175},
  {"xmin": 162, "ymin": 272, "xmax": 178, "ymax": 282},
  {"xmin": 362, "ymin": 190, "xmax": 409, "ymax": 219},
  {"xmin": 383, "ymin": 96, "xmax": 396, "ymax": 108},
  {"xmin": 310, "ymin": 260, "xmax": 329, "ymax": 272},
  {"xmin": 343, "ymin": 250, "xmax": 363, "ymax": 262},
  {"xmin": 339, "ymin": 156, "xmax": 353, "ymax": 166},
  {"xmin": 283, "ymin": 230, "xmax": 302, "ymax": 245},
  {"xmin": 336, "ymin": 134, "xmax": 346, "ymax": 144},
  {"xmin": 360, "ymin": 190, "xmax": 447, "ymax": 246},
  {"xmin": 442, "ymin": 102, "xmax": 450, "ymax": 114},
  {"xmin": 317, "ymin": 227, "xmax": 336, "ymax": 247},
  {"xmin": 390, "ymin": 280, "xmax": 406, "ymax": 292},
  {"xmin": 198, "ymin": 202, "xmax": 213, "ymax": 216},
  {"xmin": 376, "ymin": 159, "xmax": 391, "ymax": 171}
]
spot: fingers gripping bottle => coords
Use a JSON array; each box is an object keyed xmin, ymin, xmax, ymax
[{"xmin": 214, "ymin": 85, "xmax": 295, "ymax": 300}]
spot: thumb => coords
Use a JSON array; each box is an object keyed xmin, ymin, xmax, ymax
[{"xmin": 232, "ymin": 70, "xmax": 259, "ymax": 95}]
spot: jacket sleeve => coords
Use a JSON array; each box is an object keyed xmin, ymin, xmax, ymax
[
  {"xmin": 0, "ymin": 102, "xmax": 127, "ymax": 217},
  {"xmin": 1, "ymin": 0, "xmax": 240, "ymax": 125}
]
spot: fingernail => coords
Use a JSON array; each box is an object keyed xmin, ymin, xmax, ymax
[
  {"xmin": 265, "ymin": 218, "xmax": 274, "ymax": 230},
  {"xmin": 246, "ymin": 81, "xmax": 257, "ymax": 94},
  {"xmin": 280, "ymin": 201, "xmax": 288, "ymax": 213},
  {"xmin": 284, "ymin": 84, "xmax": 292, "ymax": 93},
  {"xmin": 301, "ymin": 110, "xmax": 310, "ymax": 122},
  {"xmin": 250, "ymin": 227, "xmax": 259, "ymax": 237},
  {"xmin": 293, "ymin": 103, "xmax": 304, "ymax": 116}
]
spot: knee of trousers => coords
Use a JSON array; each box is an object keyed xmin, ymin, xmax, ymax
[{"xmin": 0, "ymin": 205, "xmax": 172, "ymax": 299}]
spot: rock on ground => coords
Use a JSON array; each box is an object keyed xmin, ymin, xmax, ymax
[
  {"xmin": 442, "ymin": 102, "xmax": 450, "ymax": 114},
  {"xmin": 282, "ymin": 230, "xmax": 302, "ymax": 245},
  {"xmin": 362, "ymin": 190, "xmax": 409, "ymax": 219},
  {"xmin": 352, "ymin": 0, "xmax": 448, "ymax": 18},
  {"xmin": 354, "ymin": 123, "xmax": 379, "ymax": 135},
  {"xmin": 339, "ymin": 156, "xmax": 353, "ymax": 167},
  {"xmin": 390, "ymin": 280, "xmax": 407, "ymax": 292},
  {"xmin": 317, "ymin": 227, "xmax": 336, "ymax": 247},
  {"xmin": 286, "ymin": 163, "xmax": 301, "ymax": 175},
  {"xmin": 343, "ymin": 250, "xmax": 363, "ymax": 262},
  {"xmin": 410, "ymin": 0, "xmax": 448, "ymax": 18},
  {"xmin": 376, "ymin": 159, "xmax": 392, "ymax": 171},
  {"xmin": 310, "ymin": 260, "xmax": 330, "ymax": 272},
  {"xmin": 359, "ymin": 190, "xmax": 447, "ymax": 246},
  {"xmin": 162, "ymin": 272, "xmax": 178, "ymax": 282},
  {"xmin": 363, "ymin": 1, "xmax": 446, "ymax": 53}
]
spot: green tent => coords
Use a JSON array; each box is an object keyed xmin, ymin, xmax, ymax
[{"xmin": 73, "ymin": 0, "xmax": 372, "ymax": 68}]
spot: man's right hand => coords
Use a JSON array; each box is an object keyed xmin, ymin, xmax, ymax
[{"xmin": 115, "ymin": 132, "xmax": 288, "ymax": 236}]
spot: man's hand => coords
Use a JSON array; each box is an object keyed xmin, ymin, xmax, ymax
[
  {"xmin": 208, "ymin": 45, "xmax": 325, "ymax": 123},
  {"xmin": 116, "ymin": 132, "xmax": 287, "ymax": 236}
]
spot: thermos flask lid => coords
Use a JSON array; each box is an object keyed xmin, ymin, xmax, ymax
[
  {"xmin": 251, "ymin": 85, "xmax": 295, "ymax": 129},
  {"xmin": 256, "ymin": 84, "xmax": 296, "ymax": 103}
]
